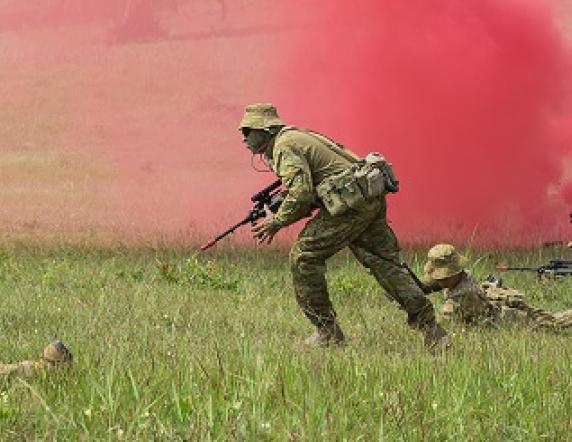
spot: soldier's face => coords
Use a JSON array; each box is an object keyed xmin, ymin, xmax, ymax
[
  {"xmin": 242, "ymin": 127, "xmax": 269, "ymax": 154},
  {"xmin": 437, "ymin": 273, "xmax": 463, "ymax": 290}
]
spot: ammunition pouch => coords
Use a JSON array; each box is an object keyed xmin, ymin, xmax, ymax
[
  {"xmin": 316, "ymin": 152, "xmax": 399, "ymax": 216},
  {"xmin": 316, "ymin": 169, "xmax": 365, "ymax": 216}
]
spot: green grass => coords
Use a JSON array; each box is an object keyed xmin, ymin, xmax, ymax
[{"xmin": 0, "ymin": 243, "xmax": 571, "ymax": 440}]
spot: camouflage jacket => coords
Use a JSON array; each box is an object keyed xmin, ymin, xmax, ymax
[
  {"xmin": 265, "ymin": 127, "xmax": 365, "ymax": 227},
  {"xmin": 0, "ymin": 360, "xmax": 49, "ymax": 378},
  {"xmin": 441, "ymin": 272, "xmax": 497, "ymax": 323},
  {"xmin": 441, "ymin": 273, "xmax": 565, "ymax": 327}
]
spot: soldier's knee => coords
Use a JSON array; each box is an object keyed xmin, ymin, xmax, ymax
[
  {"xmin": 289, "ymin": 246, "xmax": 302, "ymax": 274},
  {"xmin": 407, "ymin": 295, "xmax": 432, "ymax": 313},
  {"xmin": 289, "ymin": 247, "xmax": 319, "ymax": 277},
  {"xmin": 295, "ymin": 291, "xmax": 310, "ymax": 307}
]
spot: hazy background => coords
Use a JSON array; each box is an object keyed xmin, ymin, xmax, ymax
[{"xmin": 0, "ymin": 0, "xmax": 571, "ymax": 246}]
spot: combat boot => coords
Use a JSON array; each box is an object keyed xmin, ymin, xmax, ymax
[
  {"xmin": 303, "ymin": 322, "xmax": 345, "ymax": 347},
  {"xmin": 423, "ymin": 323, "xmax": 451, "ymax": 354}
]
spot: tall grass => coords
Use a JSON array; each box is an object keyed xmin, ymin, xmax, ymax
[{"xmin": 0, "ymin": 244, "xmax": 571, "ymax": 440}]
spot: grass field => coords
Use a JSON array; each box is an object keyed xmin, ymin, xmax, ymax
[{"xmin": 0, "ymin": 243, "xmax": 570, "ymax": 440}]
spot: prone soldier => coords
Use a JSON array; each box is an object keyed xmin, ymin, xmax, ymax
[
  {"xmin": 422, "ymin": 244, "xmax": 572, "ymax": 330},
  {"xmin": 237, "ymin": 103, "xmax": 450, "ymax": 351},
  {"xmin": 0, "ymin": 340, "xmax": 72, "ymax": 379}
]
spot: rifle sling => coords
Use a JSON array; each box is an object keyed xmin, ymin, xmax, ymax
[{"xmin": 280, "ymin": 126, "xmax": 360, "ymax": 165}]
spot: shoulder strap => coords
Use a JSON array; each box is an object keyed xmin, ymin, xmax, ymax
[{"xmin": 279, "ymin": 126, "xmax": 360, "ymax": 164}]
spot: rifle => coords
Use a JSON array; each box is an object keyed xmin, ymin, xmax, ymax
[
  {"xmin": 400, "ymin": 261, "xmax": 433, "ymax": 294},
  {"xmin": 496, "ymin": 259, "xmax": 572, "ymax": 279},
  {"xmin": 201, "ymin": 179, "xmax": 284, "ymax": 251}
]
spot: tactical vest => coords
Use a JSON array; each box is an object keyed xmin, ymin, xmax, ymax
[{"xmin": 279, "ymin": 127, "xmax": 399, "ymax": 216}]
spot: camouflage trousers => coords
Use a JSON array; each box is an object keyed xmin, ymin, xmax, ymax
[
  {"xmin": 0, "ymin": 360, "xmax": 45, "ymax": 379},
  {"xmin": 483, "ymin": 283, "xmax": 572, "ymax": 330},
  {"xmin": 551, "ymin": 309, "xmax": 572, "ymax": 329},
  {"xmin": 488, "ymin": 293, "xmax": 572, "ymax": 331},
  {"xmin": 289, "ymin": 200, "xmax": 435, "ymax": 330}
]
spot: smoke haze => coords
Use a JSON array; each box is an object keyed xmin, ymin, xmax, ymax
[
  {"xmin": 273, "ymin": 0, "xmax": 572, "ymax": 245},
  {"xmin": 0, "ymin": 0, "xmax": 570, "ymax": 246}
]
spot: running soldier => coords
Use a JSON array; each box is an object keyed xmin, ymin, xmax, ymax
[{"xmin": 238, "ymin": 103, "xmax": 450, "ymax": 351}]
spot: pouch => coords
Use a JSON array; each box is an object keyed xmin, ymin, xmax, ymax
[
  {"xmin": 316, "ymin": 177, "xmax": 349, "ymax": 216},
  {"xmin": 363, "ymin": 153, "xmax": 399, "ymax": 195},
  {"xmin": 316, "ymin": 152, "xmax": 398, "ymax": 216},
  {"xmin": 355, "ymin": 164, "xmax": 384, "ymax": 199},
  {"xmin": 317, "ymin": 168, "xmax": 367, "ymax": 216}
]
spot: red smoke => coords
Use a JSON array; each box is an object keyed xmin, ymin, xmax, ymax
[
  {"xmin": 0, "ymin": 1, "xmax": 286, "ymax": 243},
  {"xmin": 563, "ymin": 181, "xmax": 572, "ymax": 203},
  {"xmin": 0, "ymin": 1, "xmax": 571, "ymax": 246},
  {"xmin": 272, "ymin": 0, "xmax": 572, "ymax": 245}
]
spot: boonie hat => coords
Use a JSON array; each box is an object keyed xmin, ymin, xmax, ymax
[
  {"xmin": 42, "ymin": 340, "xmax": 73, "ymax": 364},
  {"xmin": 238, "ymin": 103, "xmax": 284, "ymax": 130},
  {"xmin": 423, "ymin": 244, "xmax": 469, "ymax": 280}
]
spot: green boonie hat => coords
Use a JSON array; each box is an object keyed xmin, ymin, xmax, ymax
[
  {"xmin": 238, "ymin": 103, "xmax": 284, "ymax": 130},
  {"xmin": 41, "ymin": 340, "xmax": 73, "ymax": 364},
  {"xmin": 423, "ymin": 244, "xmax": 469, "ymax": 281}
]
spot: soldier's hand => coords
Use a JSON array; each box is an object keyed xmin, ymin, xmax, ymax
[{"xmin": 252, "ymin": 218, "xmax": 282, "ymax": 245}]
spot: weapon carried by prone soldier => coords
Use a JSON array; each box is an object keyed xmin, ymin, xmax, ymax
[
  {"xmin": 201, "ymin": 179, "xmax": 285, "ymax": 251},
  {"xmin": 496, "ymin": 259, "xmax": 572, "ymax": 278}
]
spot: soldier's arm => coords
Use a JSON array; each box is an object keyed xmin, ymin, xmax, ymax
[
  {"xmin": 272, "ymin": 147, "xmax": 315, "ymax": 227},
  {"xmin": 0, "ymin": 360, "xmax": 44, "ymax": 378},
  {"xmin": 420, "ymin": 275, "xmax": 443, "ymax": 294},
  {"xmin": 452, "ymin": 285, "xmax": 499, "ymax": 323}
]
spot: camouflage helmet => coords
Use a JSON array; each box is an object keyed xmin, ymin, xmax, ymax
[
  {"xmin": 238, "ymin": 103, "xmax": 284, "ymax": 130},
  {"xmin": 42, "ymin": 340, "xmax": 73, "ymax": 364},
  {"xmin": 423, "ymin": 244, "xmax": 469, "ymax": 280}
]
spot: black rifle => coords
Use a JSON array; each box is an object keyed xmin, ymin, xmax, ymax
[
  {"xmin": 201, "ymin": 179, "xmax": 283, "ymax": 251},
  {"xmin": 496, "ymin": 259, "xmax": 572, "ymax": 278},
  {"xmin": 400, "ymin": 261, "xmax": 433, "ymax": 294}
]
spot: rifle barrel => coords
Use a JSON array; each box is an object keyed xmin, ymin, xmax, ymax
[
  {"xmin": 496, "ymin": 265, "xmax": 539, "ymax": 272},
  {"xmin": 200, "ymin": 240, "xmax": 217, "ymax": 252},
  {"xmin": 200, "ymin": 214, "xmax": 252, "ymax": 251}
]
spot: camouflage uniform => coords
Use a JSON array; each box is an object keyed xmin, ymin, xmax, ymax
[
  {"xmin": 239, "ymin": 104, "xmax": 446, "ymax": 347},
  {"xmin": 438, "ymin": 272, "xmax": 496, "ymax": 324},
  {"xmin": 423, "ymin": 244, "xmax": 572, "ymax": 330},
  {"xmin": 552, "ymin": 309, "xmax": 572, "ymax": 328},
  {"xmin": 0, "ymin": 341, "xmax": 72, "ymax": 379}
]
